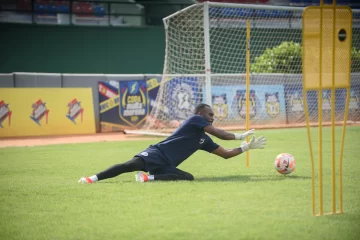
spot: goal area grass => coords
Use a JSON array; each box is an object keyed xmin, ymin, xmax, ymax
[{"xmin": 1, "ymin": 126, "xmax": 359, "ymax": 240}]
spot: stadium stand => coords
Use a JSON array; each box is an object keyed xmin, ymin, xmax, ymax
[
  {"xmin": 0, "ymin": 0, "xmax": 358, "ymax": 26},
  {"xmin": 196, "ymin": 0, "xmax": 354, "ymax": 6}
]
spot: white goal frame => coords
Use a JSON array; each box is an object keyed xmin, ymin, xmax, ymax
[{"xmin": 124, "ymin": 2, "xmax": 360, "ymax": 136}]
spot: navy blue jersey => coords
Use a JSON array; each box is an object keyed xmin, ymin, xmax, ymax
[{"xmin": 151, "ymin": 115, "xmax": 219, "ymax": 167}]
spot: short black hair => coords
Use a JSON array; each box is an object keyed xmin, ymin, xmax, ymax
[{"xmin": 194, "ymin": 103, "xmax": 211, "ymax": 114}]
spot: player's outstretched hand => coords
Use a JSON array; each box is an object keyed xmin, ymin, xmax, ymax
[
  {"xmin": 234, "ymin": 129, "xmax": 255, "ymax": 140},
  {"xmin": 242, "ymin": 129, "xmax": 255, "ymax": 139},
  {"xmin": 249, "ymin": 136, "xmax": 266, "ymax": 149},
  {"xmin": 240, "ymin": 136, "xmax": 267, "ymax": 152}
]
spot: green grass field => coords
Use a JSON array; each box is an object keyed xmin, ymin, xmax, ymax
[{"xmin": 1, "ymin": 126, "xmax": 360, "ymax": 240}]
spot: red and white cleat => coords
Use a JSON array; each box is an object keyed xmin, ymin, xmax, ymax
[
  {"xmin": 135, "ymin": 172, "xmax": 149, "ymax": 182},
  {"xmin": 78, "ymin": 177, "xmax": 93, "ymax": 184}
]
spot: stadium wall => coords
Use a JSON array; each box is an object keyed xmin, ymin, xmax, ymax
[
  {"xmin": 3, "ymin": 23, "xmax": 358, "ymax": 75},
  {"xmin": 0, "ymin": 73, "xmax": 162, "ymax": 133},
  {"xmin": 0, "ymin": 23, "xmax": 165, "ymax": 74},
  {"xmin": 1, "ymin": 73, "xmax": 359, "ymax": 137},
  {"xmin": 0, "ymin": 88, "xmax": 96, "ymax": 137}
]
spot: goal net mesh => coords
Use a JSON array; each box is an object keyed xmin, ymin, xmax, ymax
[{"xmin": 139, "ymin": 3, "xmax": 360, "ymax": 133}]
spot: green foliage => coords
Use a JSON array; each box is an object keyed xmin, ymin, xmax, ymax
[
  {"xmin": 352, "ymin": 47, "xmax": 360, "ymax": 72},
  {"xmin": 251, "ymin": 41, "xmax": 360, "ymax": 73},
  {"xmin": 251, "ymin": 41, "xmax": 302, "ymax": 74}
]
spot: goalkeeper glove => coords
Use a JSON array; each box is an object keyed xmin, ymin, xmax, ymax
[
  {"xmin": 240, "ymin": 136, "xmax": 267, "ymax": 152},
  {"xmin": 234, "ymin": 129, "xmax": 255, "ymax": 140}
]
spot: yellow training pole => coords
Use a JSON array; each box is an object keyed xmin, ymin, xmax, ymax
[
  {"xmin": 318, "ymin": 90, "xmax": 324, "ymax": 216},
  {"xmin": 339, "ymin": 87, "xmax": 350, "ymax": 213},
  {"xmin": 339, "ymin": 4, "xmax": 352, "ymax": 213},
  {"xmin": 339, "ymin": 18, "xmax": 353, "ymax": 213},
  {"xmin": 301, "ymin": 8, "xmax": 316, "ymax": 216},
  {"xmin": 302, "ymin": 89, "xmax": 316, "ymax": 216},
  {"xmin": 245, "ymin": 19, "xmax": 251, "ymax": 168},
  {"xmin": 331, "ymin": 0, "xmax": 337, "ymax": 214},
  {"xmin": 318, "ymin": 0, "xmax": 324, "ymax": 216}
]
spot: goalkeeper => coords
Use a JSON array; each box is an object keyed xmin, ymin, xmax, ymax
[{"xmin": 78, "ymin": 103, "xmax": 266, "ymax": 183}]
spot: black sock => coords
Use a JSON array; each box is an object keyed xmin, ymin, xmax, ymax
[
  {"xmin": 154, "ymin": 172, "xmax": 194, "ymax": 181},
  {"xmin": 96, "ymin": 157, "xmax": 145, "ymax": 181}
]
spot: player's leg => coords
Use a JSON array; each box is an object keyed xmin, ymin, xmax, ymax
[
  {"xmin": 78, "ymin": 156, "xmax": 145, "ymax": 184},
  {"xmin": 136, "ymin": 167, "xmax": 194, "ymax": 182},
  {"xmin": 153, "ymin": 167, "xmax": 194, "ymax": 181}
]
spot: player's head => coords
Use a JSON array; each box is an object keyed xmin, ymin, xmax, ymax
[{"xmin": 195, "ymin": 103, "xmax": 214, "ymax": 124}]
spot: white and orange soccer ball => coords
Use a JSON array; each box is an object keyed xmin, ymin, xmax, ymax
[{"xmin": 274, "ymin": 153, "xmax": 296, "ymax": 174}]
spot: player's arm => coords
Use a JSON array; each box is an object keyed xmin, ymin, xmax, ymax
[
  {"xmin": 204, "ymin": 125, "xmax": 255, "ymax": 141},
  {"xmin": 212, "ymin": 145, "xmax": 243, "ymax": 159},
  {"xmin": 211, "ymin": 136, "xmax": 267, "ymax": 159}
]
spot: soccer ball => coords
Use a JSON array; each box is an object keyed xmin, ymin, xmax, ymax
[{"xmin": 274, "ymin": 153, "xmax": 296, "ymax": 174}]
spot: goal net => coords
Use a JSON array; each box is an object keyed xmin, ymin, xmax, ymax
[{"xmin": 134, "ymin": 2, "xmax": 360, "ymax": 134}]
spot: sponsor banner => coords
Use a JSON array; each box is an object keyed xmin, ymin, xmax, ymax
[
  {"xmin": 205, "ymin": 85, "xmax": 286, "ymax": 124},
  {"xmin": 0, "ymin": 100, "xmax": 12, "ymax": 128},
  {"xmin": 99, "ymin": 81, "xmax": 120, "ymax": 114},
  {"xmin": 146, "ymin": 77, "xmax": 161, "ymax": 113},
  {"xmin": 165, "ymin": 76, "xmax": 201, "ymax": 120},
  {"xmin": 98, "ymin": 79, "xmax": 149, "ymax": 130},
  {"xmin": 285, "ymin": 85, "xmax": 360, "ymax": 123},
  {"xmin": 119, "ymin": 80, "xmax": 148, "ymax": 127},
  {"xmin": 98, "ymin": 77, "xmax": 200, "ymax": 132},
  {"xmin": 284, "ymin": 85, "xmax": 305, "ymax": 123},
  {"xmin": 98, "ymin": 81, "xmax": 122, "ymax": 130},
  {"xmin": 348, "ymin": 86, "xmax": 360, "ymax": 121},
  {"xmin": 212, "ymin": 94, "xmax": 228, "ymax": 120},
  {"xmin": 0, "ymin": 88, "xmax": 95, "ymax": 137},
  {"xmin": 335, "ymin": 87, "xmax": 360, "ymax": 121}
]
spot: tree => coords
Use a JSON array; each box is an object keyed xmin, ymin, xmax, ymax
[
  {"xmin": 352, "ymin": 47, "xmax": 360, "ymax": 72},
  {"xmin": 251, "ymin": 41, "xmax": 360, "ymax": 73},
  {"xmin": 251, "ymin": 41, "xmax": 302, "ymax": 74}
]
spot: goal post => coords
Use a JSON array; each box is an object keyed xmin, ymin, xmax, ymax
[
  {"xmin": 130, "ymin": 2, "xmax": 360, "ymax": 135},
  {"xmin": 204, "ymin": 2, "xmax": 212, "ymax": 108}
]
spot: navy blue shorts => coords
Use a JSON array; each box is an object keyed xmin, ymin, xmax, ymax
[{"xmin": 135, "ymin": 146, "xmax": 171, "ymax": 172}]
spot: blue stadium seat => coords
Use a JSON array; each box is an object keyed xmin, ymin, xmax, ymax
[
  {"xmin": 55, "ymin": 0, "xmax": 69, "ymax": 13},
  {"xmin": 57, "ymin": 5, "xmax": 69, "ymax": 13},
  {"xmin": 290, "ymin": 0, "xmax": 302, "ymax": 5},
  {"xmin": 93, "ymin": 5, "xmax": 105, "ymax": 17},
  {"xmin": 337, "ymin": 0, "xmax": 349, "ymax": 5},
  {"xmin": 47, "ymin": 4, "xmax": 58, "ymax": 14},
  {"xmin": 303, "ymin": 0, "xmax": 315, "ymax": 6},
  {"xmin": 34, "ymin": 4, "xmax": 45, "ymax": 13},
  {"xmin": 34, "ymin": 2, "xmax": 70, "ymax": 15},
  {"xmin": 236, "ymin": 8, "xmax": 254, "ymax": 17},
  {"xmin": 257, "ymin": 9, "xmax": 290, "ymax": 18}
]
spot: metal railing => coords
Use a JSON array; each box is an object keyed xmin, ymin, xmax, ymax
[
  {"xmin": 1, "ymin": 1, "xmax": 358, "ymax": 27},
  {"xmin": 0, "ymin": 0, "xmax": 193, "ymax": 27}
]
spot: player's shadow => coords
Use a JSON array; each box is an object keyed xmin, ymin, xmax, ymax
[
  {"xmin": 195, "ymin": 175, "xmax": 311, "ymax": 182},
  {"xmin": 96, "ymin": 175, "xmax": 311, "ymax": 183}
]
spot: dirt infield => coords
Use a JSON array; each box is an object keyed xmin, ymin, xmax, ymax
[
  {"xmin": 2, "ymin": 122, "xmax": 358, "ymax": 148},
  {"xmin": 0, "ymin": 132, "xmax": 156, "ymax": 148}
]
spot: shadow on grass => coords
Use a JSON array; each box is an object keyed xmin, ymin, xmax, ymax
[
  {"xmin": 195, "ymin": 174, "xmax": 311, "ymax": 182},
  {"xmin": 95, "ymin": 175, "xmax": 311, "ymax": 183}
]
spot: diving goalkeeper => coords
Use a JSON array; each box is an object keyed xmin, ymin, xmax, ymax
[{"xmin": 78, "ymin": 103, "xmax": 266, "ymax": 183}]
